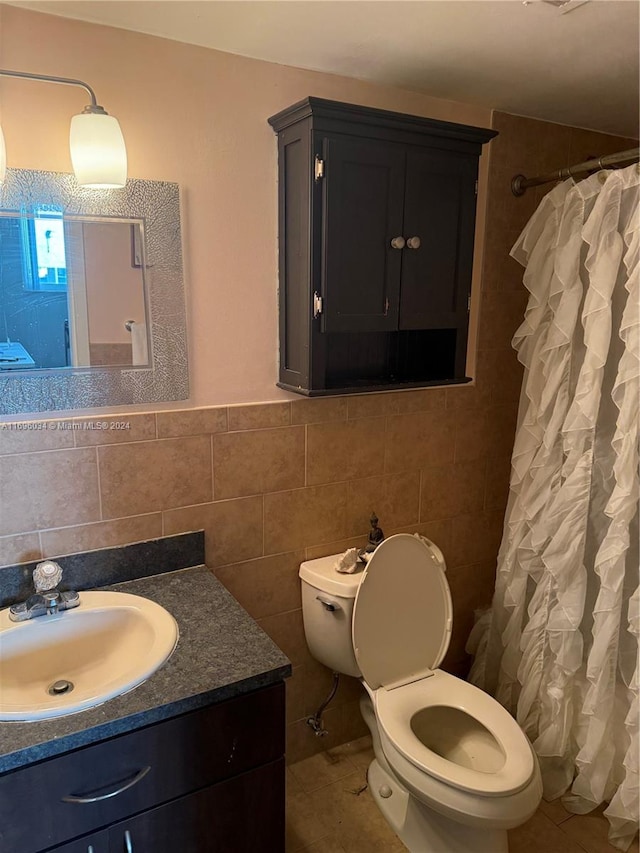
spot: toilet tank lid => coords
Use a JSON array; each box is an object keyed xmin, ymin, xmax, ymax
[{"xmin": 299, "ymin": 554, "xmax": 364, "ymax": 598}]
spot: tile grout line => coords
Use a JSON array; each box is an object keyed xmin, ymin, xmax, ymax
[
  {"xmin": 0, "ymin": 436, "xmax": 162, "ymax": 457},
  {"xmin": 382, "ymin": 413, "xmax": 389, "ymax": 476},
  {"xmin": 210, "ymin": 433, "xmax": 215, "ymax": 503},
  {"xmin": 36, "ymin": 529, "xmax": 44, "ymax": 561},
  {"xmin": 304, "ymin": 424, "xmax": 308, "ymax": 487},
  {"xmin": 29, "ymin": 511, "xmax": 163, "ymax": 537},
  {"xmin": 94, "ymin": 445, "xmax": 104, "ymax": 521}
]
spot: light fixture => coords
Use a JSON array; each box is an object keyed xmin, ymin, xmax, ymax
[
  {"xmin": 70, "ymin": 106, "xmax": 127, "ymax": 188},
  {"xmin": 0, "ymin": 69, "xmax": 127, "ymax": 188}
]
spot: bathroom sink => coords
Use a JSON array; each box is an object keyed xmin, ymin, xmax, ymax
[{"xmin": 0, "ymin": 591, "xmax": 178, "ymax": 721}]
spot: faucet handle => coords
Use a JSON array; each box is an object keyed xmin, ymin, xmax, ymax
[{"xmin": 33, "ymin": 560, "xmax": 63, "ymax": 593}]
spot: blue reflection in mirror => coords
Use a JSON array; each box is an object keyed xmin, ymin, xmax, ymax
[
  {"xmin": 22, "ymin": 206, "xmax": 68, "ymax": 292},
  {"xmin": 1, "ymin": 208, "xmax": 70, "ymax": 369}
]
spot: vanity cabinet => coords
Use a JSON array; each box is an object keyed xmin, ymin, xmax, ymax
[
  {"xmin": 0, "ymin": 683, "xmax": 285, "ymax": 853},
  {"xmin": 268, "ymin": 97, "xmax": 497, "ymax": 395}
]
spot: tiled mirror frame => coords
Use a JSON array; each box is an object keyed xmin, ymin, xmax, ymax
[{"xmin": 0, "ymin": 168, "xmax": 188, "ymax": 415}]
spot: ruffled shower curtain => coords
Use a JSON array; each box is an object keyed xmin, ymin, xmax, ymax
[{"xmin": 468, "ymin": 163, "xmax": 639, "ymax": 850}]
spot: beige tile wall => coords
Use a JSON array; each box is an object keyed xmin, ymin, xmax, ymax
[
  {"xmin": 0, "ymin": 391, "xmax": 512, "ymax": 761},
  {"xmin": 1, "ymin": 113, "xmax": 635, "ymax": 762}
]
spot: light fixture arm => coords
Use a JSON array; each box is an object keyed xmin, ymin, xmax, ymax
[
  {"xmin": 0, "ymin": 67, "xmax": 128, "ymax": 188},
  {"xmin": 0, "ymin": 68, "xmax": 100, "ymax": 109}
]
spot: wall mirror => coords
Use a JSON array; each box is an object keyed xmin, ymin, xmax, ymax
[{"xmin": 0, "ymin": 169, "xmax": 188, "ymax": 415}]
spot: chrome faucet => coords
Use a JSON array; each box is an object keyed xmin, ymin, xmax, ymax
[
  {"xmin": 8, "ymin": 561, "xmax": 80, "ymax": 622},
  {"xmin": 42, "ymin": 589, "xmax": 61, "ymax": 616}
]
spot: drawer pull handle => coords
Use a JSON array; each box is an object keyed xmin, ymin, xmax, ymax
[
  {"xmin": 62, "ymin": 766, "xmax": 151, "ymax": 804},
  {"xmin": 124, "ymin": 830, "xmax": 134, "ymax": 852}
]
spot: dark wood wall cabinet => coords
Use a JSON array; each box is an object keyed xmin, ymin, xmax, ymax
[
  {"xmin": 0, "ymin": 683, "xmax": 285, "ymax": 853},
  {"xmin": 268, "ymin": 98, "xmax": 497, "ymax": 396}
]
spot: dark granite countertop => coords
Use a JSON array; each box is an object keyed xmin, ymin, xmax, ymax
[{"xmin": 0, "ymin": 565, "xmax": 291, "ymax": 774}]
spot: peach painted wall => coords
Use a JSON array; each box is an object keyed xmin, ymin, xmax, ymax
[
  {"xmin": 0, "ymin": 3, "xmax": 491, "ymax": 408},
  {"xmin": 82, "ymin": 222, "xmax": 146, "ymax": 344}
]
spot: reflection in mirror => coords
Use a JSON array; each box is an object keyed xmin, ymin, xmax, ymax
[
  {"xmin": 0, "ymin": 168, "xmax": 188, "ymax": 416},
  {"xmin": 0, "ymin": 211, "xmax": 149, "ymax": 371}
]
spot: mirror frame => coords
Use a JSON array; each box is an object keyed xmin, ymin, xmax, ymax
[{"xmin": 0, "ymin": 168, "xmax": 188, "ymax": 415}]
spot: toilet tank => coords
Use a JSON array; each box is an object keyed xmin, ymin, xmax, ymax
[{"xmin": 299, "ymin": 554, "xmax": 363, "ymax": 678}]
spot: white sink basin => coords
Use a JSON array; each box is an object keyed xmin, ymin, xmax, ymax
[{"xmin": 0, "ymin": 591, "xmax": 178, "ymax": 721}]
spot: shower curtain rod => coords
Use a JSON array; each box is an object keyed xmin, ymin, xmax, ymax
[{"xmin": 511, "ymin": 147, "xmax": 640, "ymax": 196}]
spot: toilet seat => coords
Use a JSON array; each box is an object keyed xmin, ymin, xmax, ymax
[
  {"xmin": 372, "ymin": 669, "xmax": 535, "ymax": 796},
  {"xmin": 376, "ymin": 722, "xmax": 542, "ymax": 830}
]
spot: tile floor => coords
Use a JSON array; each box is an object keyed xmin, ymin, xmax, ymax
[{"xmin": 286, "ymin": 736, "xmax": 640, "ymax": 853}]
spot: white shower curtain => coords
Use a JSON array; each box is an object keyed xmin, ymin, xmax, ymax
[{"xmin": 468, "ymin": 163, "xmax": 639, "ymax": 850}]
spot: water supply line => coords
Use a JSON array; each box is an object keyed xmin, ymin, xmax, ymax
[{"xmin": 307, "ymin": 673, "xmax": 340, "ymax": 737}]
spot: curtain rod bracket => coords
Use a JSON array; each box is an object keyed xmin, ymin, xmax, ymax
[{"xmin": 511, "ymin": 174, "xmax": 527, "ymax": 197}]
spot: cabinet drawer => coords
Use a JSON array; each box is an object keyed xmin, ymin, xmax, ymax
[
  {"xmin": 109, "ymin": 759, "xmax": 285, "ymax": 853},
  {"xmin": 0, "ymin": 683, "xmax": 284, "ymax": 853}
]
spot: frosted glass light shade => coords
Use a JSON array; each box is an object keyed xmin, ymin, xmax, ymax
[
  {"xmin": 0, "ymin": 124, "xmax": 6, "ymax": 183},
  {"xmin": 70, "ymin": 111, "xmax": 127, "ymax": 188}
]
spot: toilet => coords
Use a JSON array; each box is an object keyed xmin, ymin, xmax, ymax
[{"xmin": 299, "ymin": 533, "xmax": 542, "ymax": 853}]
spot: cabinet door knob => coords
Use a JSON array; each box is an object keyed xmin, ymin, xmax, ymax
[
  {"xmin": 390, "ymin": 236, "xmax": 405, "ymax": 250},
  {"xmin": 407, "ymin": 236, "xmax": 421, "ymax": 249}
]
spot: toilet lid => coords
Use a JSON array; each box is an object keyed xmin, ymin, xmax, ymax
[{"xmin": 352, "ymin": 534, "xmax": 452, "ymax": 690}]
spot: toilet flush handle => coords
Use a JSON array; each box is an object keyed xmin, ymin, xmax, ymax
[{"xmin": 316, "ymin": 595, "xmax": 342, "ymax": 613}]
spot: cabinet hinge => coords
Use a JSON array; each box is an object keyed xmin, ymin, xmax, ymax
[
  {"xmin": 313, "ymin": 292, "xmax": 323, "ymax": 318},
  {"xmin": 474, "ymin": 180, "xmax": 478, "ymax": 195},
  {"xmin": 314, "ymin": 156, "xmax": 325, "ymax": 182}
]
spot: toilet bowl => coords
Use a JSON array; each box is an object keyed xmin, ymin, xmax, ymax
[{"xmin": 299, "ymin": 533, "xmax": 542, "ymax": 852}]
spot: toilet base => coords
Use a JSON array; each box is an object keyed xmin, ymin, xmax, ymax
[
  {"xmin": 360, "ymin": 694, "xmax": 509, "ymax": 853},
  {"xmin": 368, "ymin": 758, "xmax": 508, "ymax": 853}
]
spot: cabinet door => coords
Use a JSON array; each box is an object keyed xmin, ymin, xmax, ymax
[
  {"xmin": 320, "ymin": 134, "xmax": 405, "ymax": 333},
  {"xmin": 52, "ymin": 830, "xmax": 109, "ymax": 852},
  {"xmin": 399, "ymin": 147, "xmax": 478, "ymax": 331},
  {"xmin": 108, "ymin": 759, "xmax": 284, "ymax": 853}
]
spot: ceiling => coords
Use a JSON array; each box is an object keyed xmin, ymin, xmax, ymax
[{"xmin": 6, "ymin": 0, "xmax": 640, "ymax": 137}]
